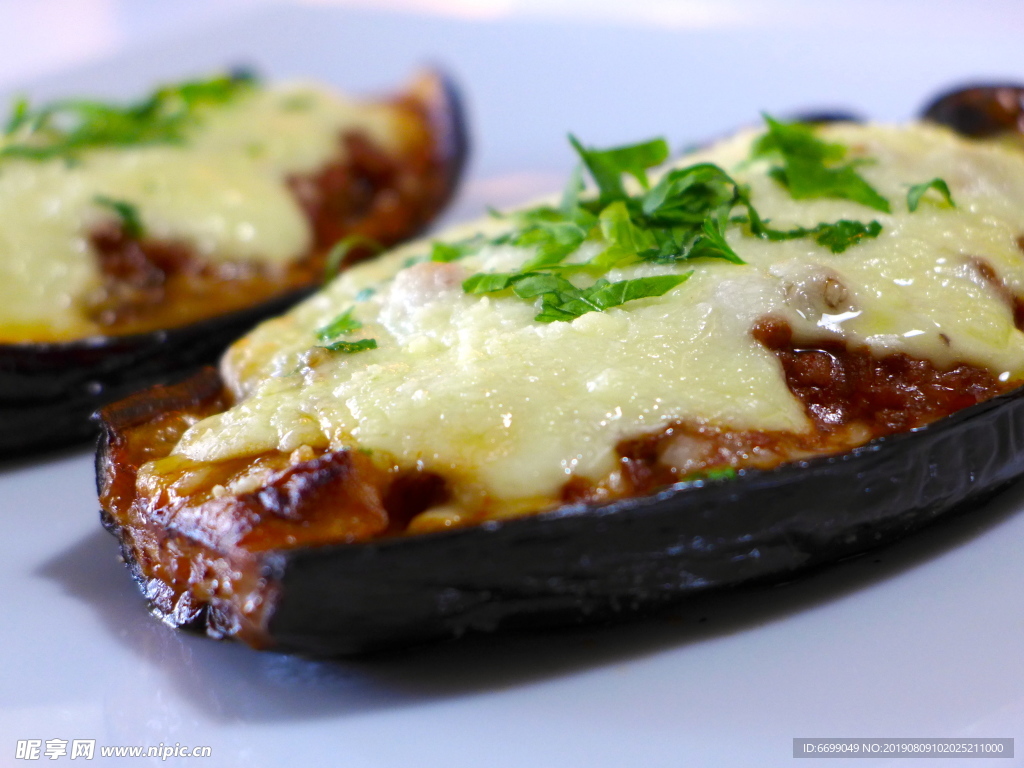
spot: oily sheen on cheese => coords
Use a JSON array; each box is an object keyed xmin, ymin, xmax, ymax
[
  {"xmin": 170, "ymin": 123, "xmax": 1024, "ymax": 513},
  {"xmin": 0, "ymin": 83, "xmax": 402, "ymax": 341}
]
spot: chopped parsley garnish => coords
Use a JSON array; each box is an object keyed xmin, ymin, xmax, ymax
[
  {"xmin": 466, "ymin": 270, "xmax": 691, "ymax": 322},
  {"xmin": 752, "ymin": 114, "xmax": 891, "ymax": 212},
  {"xmin": 323, "ymin": 234, "xmax": 383, "ymax": 282},
  {"xmin": 322, "ymin": 338, "xmax": 378, "ymax": 353},
  {"xmin": 744, "ymin": 217, "xmax": 883, "ymax": 253},
  {"xmin": 429, "ymin": 235, "xmax": 488, "ymax": 263},
  {"xmin": 535, "ymin": 274, "xmax": 693, "ymax": 323},
  {"xmin": 907, "ymin": 177, "xmax": 955, "ymax": 212},
  {"xmin": 455, "ymin": 135, "xmax": 753, "ymax": 319},
  {"xmin": 568, "ymin": 134, "xmax": 669, "ymax": 204},
  {"xmin": 315, "ymin": 306, "xmax": 377, "ymax": 353},
  {"xmin": 355, "ymin": 287, "xmax": 376, "ymax": 302},
  {"xmin": 810, "ymin": 219, "xmax": 883, "ymax": 252},
  {"xmin": 315, "ymin": 307, "xmax": 361, "ymax": 341},
  {"xmin": 703, "ymin": 466, "xmax": 738, "ymax": 481},
  {"xmin": 416, "ymin": 118, "xmax": 937, "ymax": 323},
  {"xmin": 680, "ymin": 465, "xmax": 739, "ymax": 483},
  {"xmin": 93, "ymin": 195, "xmax": 144, "ymax": 239},
  {"xmin": 1, "ymin": 70, "xmax": 256, "ymax": 163}
]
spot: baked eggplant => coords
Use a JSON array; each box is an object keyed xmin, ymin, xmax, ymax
[
  {"xmin": 0, "ymin": 68, "xmax": 467, "ymax": 454},
  {"xmin": 922, "ymin": 83, "xmax": 1024, "ymax": 138},
  {"xmin": 98, "ymin": 88, "xmax": 1024, "ymax": 654}
]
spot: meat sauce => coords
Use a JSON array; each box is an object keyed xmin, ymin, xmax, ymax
[
  {"xmin": 610, "ymin": 317, "xmax": 1011, "ymax": 498},
  {"xmin": 86, "ymin": 97, "xmax": 445, "ymax": 336}
]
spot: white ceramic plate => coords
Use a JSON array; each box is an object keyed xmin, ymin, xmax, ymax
[{"xmin": 2, "ymin": 4, "xmax": 1024, "ymax": 766}]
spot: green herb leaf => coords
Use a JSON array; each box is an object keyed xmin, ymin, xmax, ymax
[
  {"xmin": 598, "ymin": 201, "xmax": 657, "ymax": 254},
  {"xmin": 354, "ymin": 287, "xmax": 376, "ymax": 302},
  {"xmin": 430, "ymin": 235, "xmax": 487, "ymax": 263},
  {"xmin": 510, "ymin": 272, "xmax": 580, "ymax": 299},
  {"xmin": 517, "ymin": 221, "xmax": 588, "ymax": 270},
  {"xmin": 533, "ymin": 302, "xmax": 580, "ymax": 323},
  {"xmin": 573, "ymin": 244, "xmax": 638, "ymax": 274},
  {"xmin": 775, "ymin": 157, "xmax": 891, "ymax": 212},
  {"xmin": 641, "ymin": 163, "xmax": 737, "ymax": 225},
  {"xmin": 463, "ymin": 265, "xmax": 691, "ymax": 323},
  {"xmin": 568, "ymin": 134, "xmax": 669, "ymax": 203},
  {"xmin": 689, "ymin": 216, "xmax": 745, "ymax": 263},
  {"xmin": 811, "ymin": 219, "xmax": 882, "ymax": 253},
  {"xmin": 322, "ymin": 338, "xmax": 377, "ymax": 353},
  {"xmin": 560, "ymin": 162, "xmax": 586, "ymax": 214},
  {"xmin": 752, "ymin": 117, "xmax": 846, "ymax": 164},
  {"xmin": 535, "ymin": 273, "xmax": 691, "ymax": 323},
  {"xmin": 315, "ymin": 307, "xmax": 362, "ymax": 341},
  {"xmin": 324, "ymin": 235, "xmax": 383, "ymax": 282},
  {"xmin": 755, "ymin": 115, "xmax": 890, "ymax": 213},
  {"xmin": 579, "ymin": 273, "xmax": 691, "ymax": 311},
  {"xmin": 907, "ymin": 177, "xmax": 955, "ymax": 212},
  {"xmin": 93, "ymin": 195, "xmax": 144, "ymax": 239},
  {"xmin": 750, "ymin": 217, "xmax": 883, "ymax": 253},
  {"xmin": 429, "ymin": 241, "xmax": 467, "ymax": 263},
  {"xmin": 1, "ymin": 71, "xmax": 257, "ymax": 163},
  {"xmin": 316, "ymin": 303, "xmax": 376, "ymax": 353},
  {"xmin": 463, "ymin": 272, "xmax": 518, "ymax": 294},
  {"xmin": 4, "ymin": 96, "xmax": 29, "ymax": 134},
  {"xmin": 703, "ymin": 466, "xmax": 737, "ymax": 481}
]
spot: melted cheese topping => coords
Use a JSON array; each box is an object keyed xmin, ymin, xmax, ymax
[
  {"xmin": 0, "ymin": 83, "xmax": 403, "ymax": 341},
  {"xmin": 169, "ymin": 123, "xmax": 1024, "ymax": 512}
]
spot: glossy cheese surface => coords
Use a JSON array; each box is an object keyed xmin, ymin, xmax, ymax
[
  {"xmin": 0, "ymin": 83, "xmax": 402, "ymax": 340},
  {"xmin": 169, "ymin": 123, "xmax": 1024, "ymax": 511}
]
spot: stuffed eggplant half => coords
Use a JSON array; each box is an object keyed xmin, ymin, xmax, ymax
[
  {"xmin": 98, "ymin": 93, "xmax": 1024, "ymax": 654},
  {"xmin": 0, "ymin": 68, "xmax": 467, "ymax": 454}
]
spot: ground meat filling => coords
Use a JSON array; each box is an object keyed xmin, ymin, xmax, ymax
[
  {"xmin": 85, "ymin": 221, "xmax": 284, "ymax": 333},
  {"xmin": 606, "ymin": 318, "xmax": 1012, "ymax": 499},
  {"xmin": 87, "ymin": 104, "xmax": 442, "ymax": 335},
  {"xmin": 752, "ymin": 318, "xmax": 1004, "ymax": 433},
  {"xmin": 289, "ymin": 130, "xmax": 439, "ymax": 267},
  {"xmin": 382, "ymin": 471, "xmax": 450, "ymax": 535}
]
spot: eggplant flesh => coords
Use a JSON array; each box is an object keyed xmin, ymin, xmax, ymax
[
  {"xmin": 96, "ymin": 84, "xmax": 1024, "ymax": 655},
  {"xmin": 0, "ymin": 69, "xmax": 468, "ymax": 456}
]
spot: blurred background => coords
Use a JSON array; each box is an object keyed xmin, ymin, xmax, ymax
[{"xmin": 3, "ymin": 0, "xmax": 1023, "ymax": 219}]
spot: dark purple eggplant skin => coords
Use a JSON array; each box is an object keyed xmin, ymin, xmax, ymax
[
  {"xmin": 0, "ymin": 290, "xmax": 311, "ymax": 458},
  {"xmin": 0, "ymin": 69, "xmax": 468, "ymax": 458},
  {"xmin": 786, "ymin": 109, "xmax": 864, "ymax": 125},
  {"xmin": 263, "ymin": 386, "xmax": 1024, "ymax": 655},
  {"xmin": 922, "ymin": 83, "xmax": 1024, "ymax": 137},
  {"xmin": 417, "ymin": 68, "xmax": 469, "ymax": 206}
]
